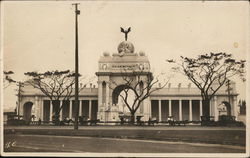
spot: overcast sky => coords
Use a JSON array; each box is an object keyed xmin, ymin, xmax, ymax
[{"xmin": 2, "ymin": 0, "xmax": 249, "ymax": 110}]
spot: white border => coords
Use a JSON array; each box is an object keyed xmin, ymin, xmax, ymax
[{"xmin": 0, "ymin": 0, "xmax": 249, "ymax": 157}]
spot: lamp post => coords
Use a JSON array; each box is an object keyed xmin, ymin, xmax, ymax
[{"xmin": 73, "ymin": 3, "xmax": 80, "ymax": 130}]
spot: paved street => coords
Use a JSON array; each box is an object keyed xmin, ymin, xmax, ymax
[
  {"xmin": 4, "ymin": 134, "xmax": 245, "ymax": 153},
  {"xmin": 4, "ymin": 125, "xmax": 246, "ymax": 146},
  {"xmin": 4, "ymin": 125, "xmax": 246, "ymax": 130}
]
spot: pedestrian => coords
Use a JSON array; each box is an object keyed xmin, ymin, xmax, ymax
[{"xmin": 38, "ymin": 118, "xmax": 41, "ymax": 125}]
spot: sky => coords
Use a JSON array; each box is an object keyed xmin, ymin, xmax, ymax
[{"xmin": 1, "ymin": 0, "xmax": 249, "ymax": 110}]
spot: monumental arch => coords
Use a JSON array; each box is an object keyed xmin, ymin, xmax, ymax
[{"xmin": 96, "ymin": 39, "xmax": 152, "ymax": 122}]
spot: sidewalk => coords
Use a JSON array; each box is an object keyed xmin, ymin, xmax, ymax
[{"xmin": 4, "ymin": 125, "xmax": 246, "ymax": 146}]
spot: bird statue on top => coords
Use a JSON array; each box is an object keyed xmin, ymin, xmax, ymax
[{"xmin": 120, "ymin": 27, "xmax": 131, "ymax": 41}]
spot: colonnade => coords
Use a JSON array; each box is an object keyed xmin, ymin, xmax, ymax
[
  {"xmin": 153, "ymin": 99, "xmax": 203, "ymax": 121},
  {"xmin": 41, "ymin": 99, "xmax": 97, "ymax": 121}
]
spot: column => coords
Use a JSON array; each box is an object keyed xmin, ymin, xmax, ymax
[
  {"xmin": 189, "ymin": 100, "xmax": 192, "ymax": 121},
  {"xmin": 98, "ymin": 81, "xmax": 102, "ymax": 106},
  {"xmin": 200, "ymin": 100, "xmax": 203, "ymax": 120},
  {"xmin": 149, "ymin": 99, "xmax": 152, "ymax": 118},
  {"xmin": 59, "ymin": 100, "xmax": 63, "ymax": 120},
  {"xmin": 158, "ymin": 100, "xmax": 162, "ymax": 122},
  {"xmin": 79, "ymin": 100, "xmax": 82, "ymax": 117},
  {"xmin": 214, "ymin": 96, "xmax": 218, "ymax": 121},
  {"xmin": 210, "ymin": 99, "xmax": 214, "ymax": 117},
  {"xmin": 106, "ymin": 82, "xmax": 109, "ymax": 106},
  {"xmin": 89, "ymin": 100, "xmax": 92, "ymax": 119},
  {"xmin": 41, "ymin": 99, "xmax": 44, "ymax": 121},
  {"xmin": 49, "ymin": 100, "xmax": 53, "ymax": 121},
  {"xmin": 19, "ymin": 101, "xmax": 23, "ymax": 116},
  {"xmin": 169, "ymin": 100, "xmax": 172, "ymax": 116},
  {"xmin": 34, "ymin": 96, "xmax": 38, "ymax": 121},
  {"xmin": 233, "ymin": 96, "xmax": 238, "ymax": 120},
  {"xmin": 140, "ymin": 82, "xmax": 145, "ymax": 114},
  {"xmin": 179, "ymin": 100, "xmax": 182, "ymax": 121},
  {"xmin": 69, "ymin": 100, "xmax": 72, "ymax": 119}
]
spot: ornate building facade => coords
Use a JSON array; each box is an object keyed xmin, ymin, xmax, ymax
[{"xmin": 19, "ymin": 39, "xmax": 238, "ymax": 123}]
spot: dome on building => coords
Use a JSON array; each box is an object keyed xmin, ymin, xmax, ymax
[{"xmin": 117, "ymin": 41, "xmax": 134, "ymax": 54}]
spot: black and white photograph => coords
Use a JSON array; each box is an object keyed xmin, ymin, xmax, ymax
[{"xmin": 1, "ymin": 0, "xmax": 249, "ymax": 157}]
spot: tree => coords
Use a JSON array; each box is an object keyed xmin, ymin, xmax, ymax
[
  {"xmin": 239, "ymin": 99, "xmax": 246, "ymax": 115},
  {"xmin": 3, "ymin": 71, "xmax": 16, "ymax": 89},
  {"xmin": 167, "ymin": 52, "xmax": 245, "ymax": 117},
  {"xmin": 110, "ymin": 69, "xmax": 169, "ymax": 123},
  {"xmin": 24, "ymin": 70, "xmax": 85, "ymax": 125},
  {"xmin": 3, "ymin": 71, "xmax": 25, "ymax": 119}
]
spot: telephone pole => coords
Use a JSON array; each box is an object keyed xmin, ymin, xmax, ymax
[
  {"xmin": 226, "ymin": 79, "xmax": 232, "ymax": 116},
  {"xmin": 73, "ymin": 3, "xmax": 80, "ymax": 130},
  {"xmin": 16, "ymin": 82, "xmax": 24, "ymax": 120}
]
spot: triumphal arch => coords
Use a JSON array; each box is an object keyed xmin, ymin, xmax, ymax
[{"xmin": 96, "ymin": 35, "xmax": 152, "ymax": 122}]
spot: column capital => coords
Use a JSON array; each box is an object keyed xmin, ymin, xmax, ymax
[
  {"xmin": 233, "ymin": 96, "xmax": 237, "ymax": 101},
  {"xmin": 213, "ymin": 96, "xmax": 217, "ymax": 100},
  {"xmin": 97, "ymin": 81, "xmax": 103, "ymax": 84}
]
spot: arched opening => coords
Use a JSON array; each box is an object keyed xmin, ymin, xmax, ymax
[
  {"xmin": 102, "ymin": 81, "xmax": 106, "ymax": 104},
  {"xmin": 112, "ymin": 85, "xmax": 136, "ymax": 114},
  {"xmin": 218, "ymin": 101, "xmax": 231, "ymax": 116},
  {"xmin": 23, "ymin": 102, "xmax": 33, "ymax": 122},
  {"xmin": 222, "ymin": 101, "xmax": 231, "ymax": 116},
  {"xmin": 117, "ymin": 89, "xmax": 136, "ymax": 114},
  {"xmin": 112, "ymin": 85, "xmax": 131, "ymax": 104}
]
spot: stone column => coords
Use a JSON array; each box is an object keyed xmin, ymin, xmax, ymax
[
  {"xmin": 169, "ymin": 100, "xmax": 172, "ymax": 116},
  {"xmin": 106, "ymin": 82, "xmax": 109, "ymax": 106},
  {"xmin": 210, "ymin": 99, "xmax": 214, "ymax": 117},
  {"xmin": 41, "ymin": 99, "xmax": 44, "ymax": 121},
  {"xmin": 200, "ymin": 100, "xmax": 203, "ymax": 120},
  {"xmin": 89, "ymin": 100, "xmax": 92, "ymax": 119},
  {"xmin": 233, "ymin": 96, "xmax": 238, "ymax": 120},
  {"xmin": 189, "ymin": 100, "xmax": 192, "ymax": 121},
  {"xmin": 149, "ymin": 99, "xmax": 152, "ymax": 118},
  {"xmin": 69, "ymin": 100, "xmax": 72, "ymax": 119},
  {"xmin": 140, "ymin": 82, "xmax": 145, "ymax": 114},
  {"xmin": 34, "ymin": 96, "xmax": 39, "ymax": 121},
  {"xmin": 98, "ymin": 81, "xmax": 103, "ymax": 106},
  {"xmin": 179, "ymin": 100, "xmax": 182, "ymax": 121},
  {"xmin": 19, "ymin": 100, "xmax": 23, "ymax": 116},
  {"xmin": 79, "ymin": 100, "xmax": 82, "ymax": 117},
  {"xmin": 49, "ymin": 100, "xmax": 53, "ymax": 122},
  {"xmin": 158, "ymin": 100, "xmax": 162, "ymax": 122},
  {"xmin": 214, "ymin": 96, "xmax": 218, "ymax": 121},
  {"xmin": 59, "ymin": 100, "xmax": 63, "ymax": 120}
]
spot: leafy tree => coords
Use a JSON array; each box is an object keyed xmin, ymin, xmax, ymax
[
  {"xmin": 167, "ymin": 52, "xmax": 245, "ymax": 117},
  {"xmin": 239, "ymin": 99, "xmax": 246, "ymax": 115},
  {"xmin": 3, "ymin": 71, "xmax": 16, "ymax": 88},
  {"xmin": 3, "ymin": 71, "xmax": 25, "ymax": 119},
  {"xmin": 24, "ymin": 70, "xmax": 86, "ymax": 125},
  {"xmin": 110, "ymin": 69, "xmax": 169, "ymax": 123}
]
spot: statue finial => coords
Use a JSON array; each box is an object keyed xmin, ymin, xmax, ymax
[{"xmin": 120, "ymin": 27, "xmax": 131, "ymax": 41}]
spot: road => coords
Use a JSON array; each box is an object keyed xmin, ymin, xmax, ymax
[
  {"xmin": 4, "ymin": 134, "xmax": 245, "ymax": 153},
  {"xmin": 4, "ymin": 125, "xmax": 246, "ymax": 130}
]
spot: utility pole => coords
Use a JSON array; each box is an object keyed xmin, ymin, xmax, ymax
[
  {"xmin": 16, "ymin": 82, "xmax": 23, "ymax": 120},
  {"xmin": 226, "ymin": 79, "xmax": 232, "ymax": 116},
  {"xmin": 73, "ymin": 3, "xmax": 80, "ymax": 130}
]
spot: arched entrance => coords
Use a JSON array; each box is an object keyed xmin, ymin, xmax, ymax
[
  {"xmin": 222, "ymin": 101, "xmax": 231, "ymax": 116},
  {"xmin": 113, "ymin": 85, "xmax": 133, "ymax": 113},
  {"xmin": 218, "ymin": 101, "xmax": 231, "ymax": 116},
  {"xmin": 112, "ymin": 85, "xmax": 131, "ymax": 105},
  {"xmin": 23, "ymin": 102, "xmax": 33, "ymax": 122}
]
